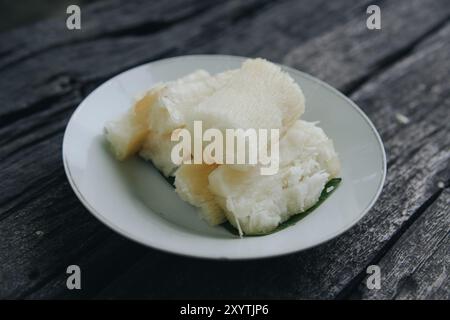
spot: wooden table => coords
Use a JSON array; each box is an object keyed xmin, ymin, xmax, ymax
[{"xmin": 0, "ymin": 0, "xmax": 448, "ymax": 299}]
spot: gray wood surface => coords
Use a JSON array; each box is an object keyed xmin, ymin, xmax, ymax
[
  {"xmin": 0, "ymin": 0, "xmax": 448, "ymax": 299},
  {"xmin": 352, "ymin": 189, "xmax": 449, "ymax": 299}
]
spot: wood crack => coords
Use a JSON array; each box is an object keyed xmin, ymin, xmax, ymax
[
  {"xmin": 0, "ymin": 168, "xmax": 64, "ymax": 222},
  {"xmin": 337, "ymin": 185, "xmax": 448, "ymax": 299},
  {"xmin": 344, "ymin": 17, "xmax": 450, "ymax": 95},
  {"xmin": 0, "ymin": 95, "xmax": 66, "ymax": 130},
  {"xmin": 1, "ymin": 0, "xmax": 449, "ymax": 299},
  {"xmin": 0, "ymin": 0, "xmax": 217, "ymax": 73},
  {"xmin": 15, "ymin": 226, "xmax": 110, "ymax": 299},
  {"xmin": 229, "ymin": 0, "xmax": 278, "ymax": 24},
  {"xmin": 392, "ymin": 229, "xmax": 449, "ymax": 300}
]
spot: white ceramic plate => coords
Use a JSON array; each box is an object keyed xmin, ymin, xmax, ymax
[{"xmin": 63, "ymin": 55, "xmax": 386, "ymax": 259}]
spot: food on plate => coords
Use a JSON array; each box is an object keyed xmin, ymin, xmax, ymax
[
  {"xmin": 105, "ymin": 58, "xmax": 341, "ymax": 236},
  {"xmin": 207, "ymin": 120, "xmax": 340, "ymax": 235},
  {"xmin": 105, "ymin": 70, "xmax": 232, "ymax": 175}
]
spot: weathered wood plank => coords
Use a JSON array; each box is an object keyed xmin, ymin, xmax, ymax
[
  {"xmin": 0, "ymin": 0, "xmax": 277, "ymax": 212},
  {"xmin": 0, "ymin": 0, "xmax": 276, "ymax": 121},
  {"xmin": 1, "ymin": 0, "xmax": 371, "ymax": 298},
  {"xmin": 283, "ymin": 0, "xmax": 450, "ymax": 92},
  {"xmin": 187, "ymin": 0, "xmax": 375, "ymax": 60},
  {"xmin": 0, "ymin": 0, "xmax": 449, "ymax": 299},
  {"xmin": 395, "ymin": 235, "xmax": 449, "ymax": 299},
  {"xmin": 0, "ymin": 0, "xmax": 286, "ymax": 180},
  {"xmin": 0, "ymin": 0, "xmax": 373, "ymax": 135},
  {"xmin": 1, "ymin": 0, "xmax": 444, "ymax": 216},
  {"xmin": 349, "ymin": 189, "xmax": 449, "ymax": 299},
  {"xmin": 96, "ymin": 14, "xmax": 450, "ymax": 298},
  {"xmin": 0, "ymin": 151, "xmax": 149, "ymax": 298},
  {"xmin": 25, "ymin": 232, "xmax": 149, "ymax": 299},
  {"xmin": 0, "ymin": 0, "xmax": 216, "ymax": 70}
]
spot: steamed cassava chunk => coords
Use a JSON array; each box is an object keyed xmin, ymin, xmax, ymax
[
  {"xmin": 174, "ymin": 164, "xmax": 225, "ymax": 225},
  {"xmin": 104, "ymin": 88, "xmax": 161, "ymax": 160},
  {"xmin": 207, "ymin": 120, "xmax": 340, "ymax": 235},
  {"xmin": 185, "ymin": 58, "xmax": 305, "ymax": 143},
  {"xmin": 279, "ymin": 120, "xmax": 340, "ymax": 178},
  {"xmin": 174, "ymin": 120, "xmax": 340, "ymax": 235},
  {"xmin": 105, "ymin": 69, "xmax": 232, "ymax": 174},
  {"xmin": 105, "ymin": 58, "xmax": 341, "ymax": 235},
  {"xmin": 149, "ymin": 70, "xmax": 236, "ymax": 135},
  {"xmin": 143, "ymin": 70, "xmax": 234, "ymax": 175}
]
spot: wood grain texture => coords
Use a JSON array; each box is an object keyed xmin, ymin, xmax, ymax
[
  {"xmin": 0, "ymin": 0, "xmax": 215, "ymax": 70},
  {"xmin": 187, "ymin": 0, "xmax": 376, "ymax": 60},
  {"xmin": 283, "ymin": 0, "xmax": 450, "ymax": 92},
  {"xmin": 350, "ymin": 189, "xmax": 449, "ymax": 300},
  {"xmin": 0, "ymin": 0, "xmax": 448, "ymax": 299},
  {"xmin": 97, "ymin": 23, "xmax": 450, "ymax": 298},
  {"xmin": 0, "ymin": 0, "xmax": 276, "ymax": 215},
  {"xmin": 396, "ymin": 235, "xmax": 449, "ymax": 299},
  {"xmin": 0, "ymin": 0, "xmax": 374, "ymax": 299}
]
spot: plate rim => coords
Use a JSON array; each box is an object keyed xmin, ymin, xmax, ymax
[{"xmin": 62, "ymin": 54, "xmax": 387, "ymax": 260}]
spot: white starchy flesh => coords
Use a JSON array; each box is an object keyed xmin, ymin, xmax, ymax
[
  {"xmin": 188, "ymin": 59, "xmax": 304, "ymax": 133},
  {"xmin": 174, "ymin": 120, "xmax": 340, "ymax": 234},
  {"xmin": 184, "ymin": 58, "xmax": 305, "ymax": 165},
  {"xmin": 139, "ymin": 132, "xmax": 179, "ymax": 177},
  {"xmin": 104, "ymin": 111, "xmax": 142, "ymax": 160},
  {"xmin": 105, "ymin": 58, "xmax": 341, "ymax": 235},
  {"xmin": 174, "ymin": 164, "xmax": 226, "ymax": 225},
  {"xmin": 279, "ymin": 120, "xmax": 340, "ymax": 178},
  {"xmin": 104, "ymin": 88, "xmax": 161, "ymax": 160},
  {"xmin": 105, "ymin": 69, "xmax": 234, "ymax": 173},
  {"xmin": 207, "ymin": 120, "xmax": 340, "ymax": 235},
  {"xmin": 149, "ymin": 70, "xmax": 236, "ymax": 135},
  {"xmin": 144, "ymin": 70, "xmax": 235, "ymax": 175}
]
